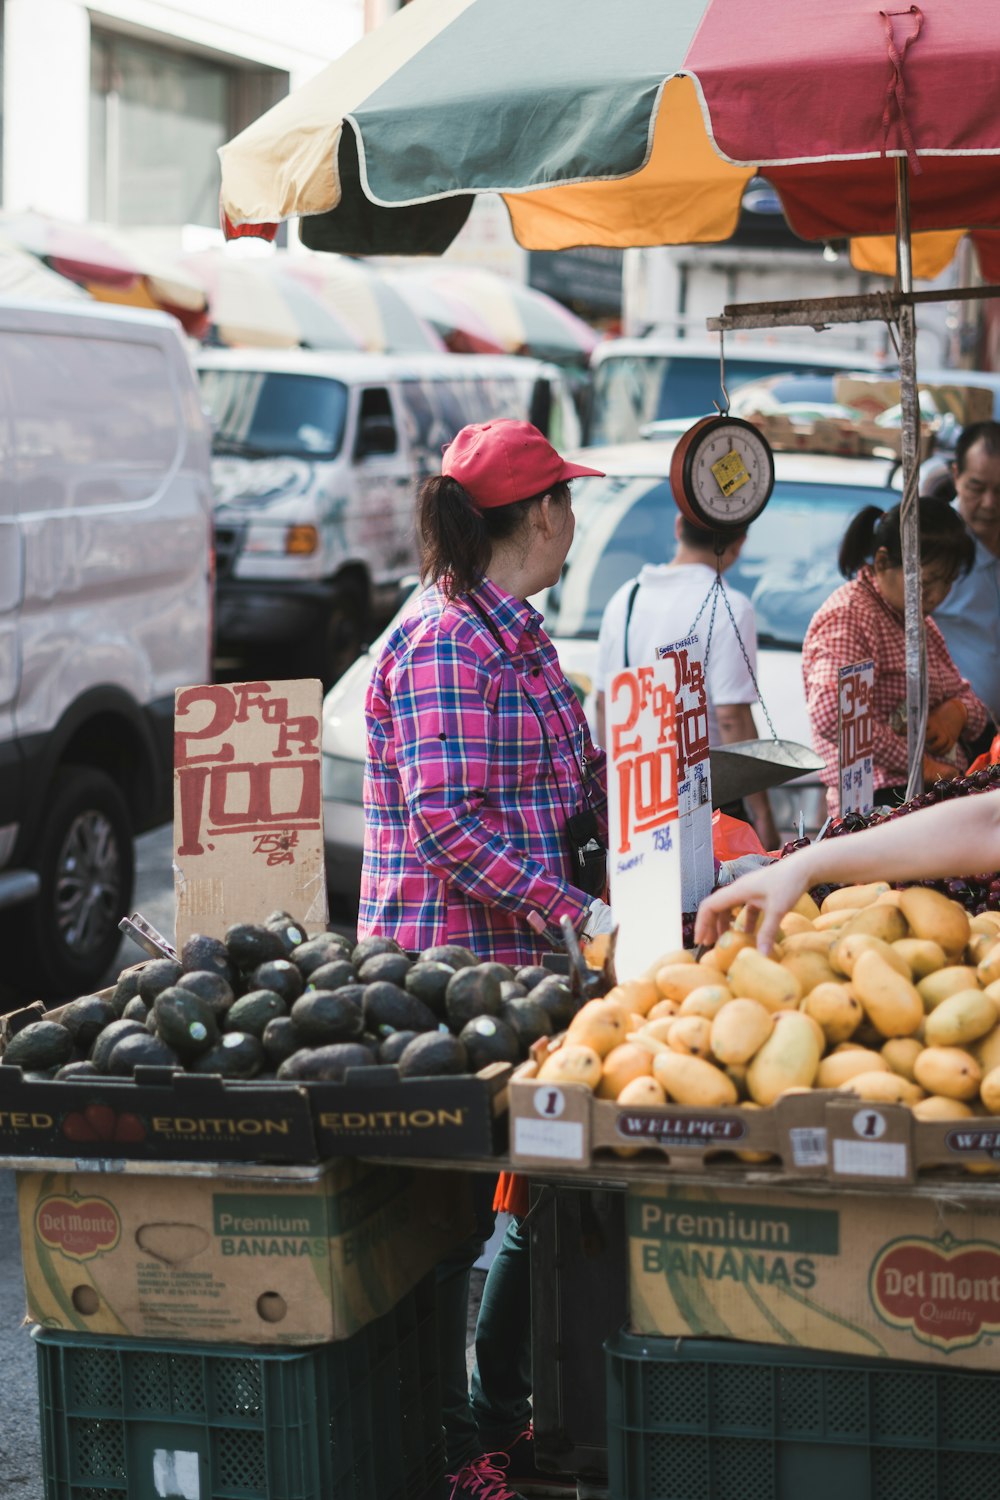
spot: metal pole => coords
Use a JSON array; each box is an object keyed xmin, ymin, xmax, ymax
[{"xmin": 896, "ymin": 158, "xmax": 927, "ymax": 801}]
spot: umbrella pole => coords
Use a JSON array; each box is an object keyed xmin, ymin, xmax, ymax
[{"xmin": 895, "ymin": 158, "xmax": 927, "ymax": 801}]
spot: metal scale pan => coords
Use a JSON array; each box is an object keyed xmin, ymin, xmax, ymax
[{"xmin": 709, "ymin": 737, "xmax": 826, "ymax": 808}]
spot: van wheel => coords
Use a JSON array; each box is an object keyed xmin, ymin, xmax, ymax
[
  {"xmin": 12, "ymin": 768, "xmax": 135, "ymax": 998},
  {"xmin": 317, "ymin": 585, "xmax": 367, "ymax": 689}
]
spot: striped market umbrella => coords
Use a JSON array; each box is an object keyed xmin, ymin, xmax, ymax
[
  {"xmin": 388, "ymin": 266, "xmax": 598, "ymax": 363},
  {"xmin": 279, "ymin": 253, "xmax": 444, "ymax": 352},
  {"xmin": 0, "ymin": 211, "xmax": 210, "ymax": 334},
  {"xmin": 218, "ymin": 0, "xmax": 1000, "ymax": 273},
  {"xmin": 380, "ymin": 270, "xmax": 505, "ymax": 353}
]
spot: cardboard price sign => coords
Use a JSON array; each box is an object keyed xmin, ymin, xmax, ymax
[
  {"xmin": 657, "ymin": 635, "xmax": 714, "ymax": 910},
  {"xmin": 838, "ymin": 660, "xmax": 874, "ymax": 817},
  {"xmin": 174, "ymin": 679, "xmax": 328, "ymax": 946},
  {"xmin": 607, "ymin": 660, "xmax": 682, "ymax": 976}
]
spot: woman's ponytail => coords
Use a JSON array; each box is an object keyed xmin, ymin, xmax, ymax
[
  {"xmin": 838, "ymin": 505, "xmax": 885, "ymax": 578},
  {"xmin": 417, "ymin": 476, "xmax": 491, "ymax": 598}
]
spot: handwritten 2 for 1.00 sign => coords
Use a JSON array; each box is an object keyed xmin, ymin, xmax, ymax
[
  {"xmin": 173, "ymin": 679, "xmax": 328, "ymax": 947},
  {"xmin": 607, "ymin": 660, "xmax": 682, "ymax": 978},
  {"xmin": 838, "ymin": 659, "xmax": 874, "ymax": 817}
]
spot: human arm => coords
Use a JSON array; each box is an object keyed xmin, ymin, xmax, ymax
[
  {"xmin": 695, "ymin": 791, "xmax": 1000, "ymax": 955},
  {"xmin": 925, "ymin": 619, "xmax": 990, "ymax": 751},
  {"xmin": 714, "ymin": 701, "xmax": 779, "ymax": 849}
]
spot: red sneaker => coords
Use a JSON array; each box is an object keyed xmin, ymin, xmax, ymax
[
  {"xmin": 447, "ymin": 1453, "xmax": 527, "ymax": 1500},
  {"xmin": 502, "ymin": 1426, "xmax": 576, "ymax": 1497}
]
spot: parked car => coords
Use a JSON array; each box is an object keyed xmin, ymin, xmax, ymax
[
  {"xmin": 321, "ymin": 439, "xmax": 902, "ymax": 901},
  {"xmin": 0, "ymin": 299, "xmax": 213, "ymax": 994},
  {"xmin": 195, "ymin": 349, "xmax": 581, "ymax": 686}
]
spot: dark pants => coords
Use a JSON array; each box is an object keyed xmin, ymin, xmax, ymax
[{"xmin": 436, "ymin": 1179, "xmax": 532, "ymax": 1469}]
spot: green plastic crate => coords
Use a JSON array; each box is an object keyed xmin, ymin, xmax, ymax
[
  {"xmin": 605, "ymin": 1331, "xmax": 1000, "ymax": 1500},
  {"xmin": 34, "ymin": 1276, "xmax": 444, "ymax": 1500}
]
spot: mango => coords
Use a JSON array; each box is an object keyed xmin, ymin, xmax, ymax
[
  {"xmin": 880, "ymin": 1037, "xmax": 924, "ymax": 1082},
  {"xmin": 813, "ymin": 908, "xmax": 860, "ymax": 931},
  {"xmin": 678, "ymin": 984, "xmax": 733, "ymax": 1020},
  {"xmin": 642, "ymin": 949, "xmax": 694, "ymax": 976},
  {"xmin": 710, "ymin": 998, "xmax": 773, "ymax": 1066},
  {"xmin": 923, "ymin": 989, "xmax": 997, "ymax": 1049},
  {"xmin": 567, "ymin": 999, "xmax": 629, "ymax": 1057},
  {"xmin": 912, "ymin": 1095, "xmax": 975, "ymax": 1122},
  {"xmin": 974, "ymin": 1024, "xmax": 1000, "ymax": 1076},
  {"xmin": 838, "ymin": 905, "xmax": 908, "ymax": 944},
  {"xmin": 821, "ymin": 882, "xmax": 889, "ymax": 914},
  {"xmin": 628, "ymin": 1032, "xmax": 671, "ymax": 1057},
  {"xmin": 851, "ymin": 949, "xmax": 923, "ymax": 1037},
  {"xmin": 728, "ymin": 948, "xmax": 802, "ymax": 1012},
  {"xmin": 912, "ymin": 1045, "xmax": 982, "ymax": 1101},
  {"xmin": 917, "ymin": 966, "xmax": 981, "ymax": 1011},
  {"xmin": 746, "ymin": 1011, "xmax": 821, "ymax": 1106},
  {"xmin": 596, "ymin": 1042, "xmax": 653, "ymax": 1100},
  {"xmin": 779, "ymin": 949, "xmax": 840, "ymax": 997},
  {"xmin": 897, "ymin": 887, "xmax": 969, "ymax": 959},
  {"xmin": 667, "ymin": 1014, "xmax": 713, "ymax": 1058},
  {"xmin": 891, "ymin": 938, "xmax": 946, "ymax": 980},
  {"xmin": 777, "ymin": 912, "xmax": 814, "ymax": 938},
  {"xmin": 980, "ymin": 1065, "xmax": 1000, "ymax": 1115},
  {"xmin": 791, "ymin": 891, "xmax": 821, "ymax": 921},
  {"xmin": 801, "ymin": 982, "xmax": 863, "ymax": 1045},
  {"xmin": 652, "ymin": 1051, "xmax": 739, "ymax": 1108},
  {"xmin": 777, "ymin": 931, "xmax": 838, "ymax": 957},
  {"xmin": 537, "ymin": 1044, "xmax": 602, "ymax": 1090},
  {"xmin": 709, "ymin": 929, "xmax": 756, "ymax": 973},
  {"xmin": 971, "ymin": 912, "xmax": 1000, "ymax": 936},
  {"xmin": 982, "ymin": 979, "xmax": 1000, "ymax": 1021},
  {"xmin": 646, "ymin": 999, "xmax": 679, "ymax": 1021},
  {"xmin": 830, "ymin": 932, "xmax": 910, "ymax": 980},
  {"xmin": 977, "ymin": 942, "xmax": 1000, "ymax": 988},
  {"xmin": 816, "ymin": 1048, "xmax": 889, "ymax": 1089},
  {"xmin": 838, "ymin": 1071, "xmax": 924, "ymax": 1105},
  {"xmin": 967, "ymin": 933, "xmax": 999, "ymax": 968},
  {"xmin": 609, "ymin": 977, "xmax": 661, "ymax": 1017},
  {"xmin": 655, "ymin": 963, "xmax": 727, "ymax": 1002},
  {"xmin": 638, "ymin": 1019, "xmax": 677, "ymax": 1045}
]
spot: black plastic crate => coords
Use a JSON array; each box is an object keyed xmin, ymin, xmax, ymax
[
  {"xmin": 35, "ymin": 1275, "xmax": 443, "ymax": 1500},
  {"xmin": 605, "ymin": 1331, "xmax": 1000, "ymax": 1500}
]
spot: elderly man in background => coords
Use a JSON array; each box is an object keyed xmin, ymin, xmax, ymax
[{"xmin": 934, "ymin": 420, "xmax": 1000, "ymax": 724}]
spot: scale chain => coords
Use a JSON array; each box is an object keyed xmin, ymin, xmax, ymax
[{"xmin": 686, "ymin": 573, "xmax": 778, "ymax": 742}]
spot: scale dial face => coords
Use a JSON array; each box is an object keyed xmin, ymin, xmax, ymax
[{"xmin": 670, "ymin": 415, "xmax": 775, "ymax": 530}]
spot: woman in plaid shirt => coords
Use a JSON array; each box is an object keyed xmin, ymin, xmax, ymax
[
  {"xmin": 359, "ymin": 418, "xmax": 610, "ymax": 1500},
  {"xmin": 803, "ymin": 497, "xmax": 991, "ymax": 815}
]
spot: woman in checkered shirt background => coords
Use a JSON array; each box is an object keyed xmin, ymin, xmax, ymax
[{"xmin": 802, "ymin": 497, "xmax": 993, "ymax": 815}]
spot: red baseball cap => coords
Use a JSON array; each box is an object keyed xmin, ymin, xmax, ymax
[{"xmin": 441, "ymin": 419, "xmax": 605, "ymax": 509}]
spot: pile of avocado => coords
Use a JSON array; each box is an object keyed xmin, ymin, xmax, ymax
[{"xmin": 2, "ymin": 914, "xmax": 579, "ymax": 1084}]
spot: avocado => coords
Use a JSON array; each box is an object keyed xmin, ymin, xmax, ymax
[
  {"xmin": 265, "ymin": 909, "xmax": 294, "ymax": 926},
  {"xmin": 176, "ymin": 970, "xmax": 235, "ymax": 1017},
  {"xmin": 458, "ymin": 1015, "xmax": 521, "ymax": 1071},
  {"xmin": 352, "ymin": 934, "xmax": 405, "ymax": 967},
  {"xmin": 61, "ymin": 995, "xmax": 117, "ymax": 1051},
  {"xmin": 225, "ymin": 990, "xmax": 287, "ymax": 1037},
  {"xmin": 4, "ymin": 1020, "xmax": 74, "ymax": 1072},
  {"xmin": 265, "ymin": 917, "xmax": 308, "ymax": 956},
  {"xmin": 529, "ymin": 977, "xmax": 576, "ymax": 1031},
  {"xmin": 54, "ymin": 1060, "xmax": 100, "ymax": 1081},
  {"xmin": 405, "ymin": 961, "xmax": 455, "ymax": 1017},
  {"xmin": 515, "ymin": 965, "xmax": 552, "ymax": 993},
  {"xmin": 191, "ymin": 1031, "xmax": 265, "ymax": 1078},
  {"xmin": 111, "ymin": 962, "xmax": 149, "ymax": 1015},
  {"xmin": 290, "ymin": 990, "xmax": 366, "ymax": 1046},
  {"xmin": 357, "ymin": 951, "xmax": 413, "ymax": 986},
  {"xmin": 138, "ymin": 959, "xmax": 184, "ymax": 1004},
  {"xmin": 292, "ymin": 933, "xmax": 354, "ymax": 977},
  {"xmin": 277, "ymin": 1042, "xmax": 375, "ymax": 1082},
  {"xmin": 363, "ymin": 982, "xmax": 438, "ymax": 1037},
  {"xmin": 122, "ymin": 996, "xmax": 150, "ymax": 1024},
  {"xmin": 250, "ymin": 959, "xmax": 304, "ymax": 1004},
  {"xmin": 500, "ymin": 980, "xmax": 529, "ymax": 1002},
  {"xmin": 261, "ymin": 1016, "xmax": 302, "ymax": 1068},
  {"xmin": 478, "ymin": 961, "xmax": 515, "ymax": 985},
  {"xmin": 180, "ymin": 933, "xmax": 234, "ymax": 982},
  {"xmin": 377, "ymin": 1030, "xmax": 419, "ymax": 1064},
  {"xmin": 397, "ymin": 1032, "xmax": 469, "ymax": 1078},
  {"xmin": 444, "ymin": 966, "xmax": 503, "ymax": 1032},
  {"xmin": 91, "ymin": 1018, "xmax": 153, "ymax": 1072},
  {"xmin": 306, "ymin": 959, "xmax": 357, "ymax": 991},
  {"xmin": 420, "ymin": 944, "xmax": 479, "ymax": 970},
  {"xmin": 502, "ymin": 997, "xmax": 553, "ymax": 1051},
  {"xmin": 108, "ymin": 1032, "xmax": 181, "ymax": 1076},
  {"xmin": 224, "ymin": 921, "xmax": 287, "ymax": 970},
  {"xmin": 153, "ymin": 987, "xmax": 219, "ymax": 1057}
]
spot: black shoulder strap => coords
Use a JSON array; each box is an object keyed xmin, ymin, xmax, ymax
[{"xmin": 622, "ymin": 579, "xmax": 641, "ymax": 670}]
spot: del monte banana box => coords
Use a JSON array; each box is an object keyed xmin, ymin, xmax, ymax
[
  {"xmin": 628, "ymin": 1181, "xmax": 1000, "ymax": 1370},
  {"xmin": 18, "ymin": 1161, "xmax": 470, "ymax": 1345}
]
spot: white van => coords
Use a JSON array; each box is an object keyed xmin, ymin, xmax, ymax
[
  {"xmin": 194, "ymin": 348, "xmax": 582, "ymax": 685},
  {"xmin": 0, "ymin": 300, "xmax": 213, "ymax": 996},
  {"xmin": 586, "ymin": 335, "xmax": 892, "ymax": 445}
]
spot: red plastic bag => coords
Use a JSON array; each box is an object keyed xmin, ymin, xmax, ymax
[
  {"xmin": 712, "ymin": 809, "xmax": 766, "ymax": 862},
  {"xmin": 967, "ymin": 730, "xmax": 1000, "ymax": 776}
]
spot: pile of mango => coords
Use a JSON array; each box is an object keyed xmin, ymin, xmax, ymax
[{"xmin": 539, "ymin": 884, "xmax": 1000, "ymax": 1124}]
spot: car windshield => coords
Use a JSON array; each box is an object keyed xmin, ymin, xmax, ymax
[
  {"xmin": 198, "ymin": 369, "xmax": 349, "ymax": 458},
  {"xmin": 543, "ymin": 472, "xmax": 894, "ymax": 649}
]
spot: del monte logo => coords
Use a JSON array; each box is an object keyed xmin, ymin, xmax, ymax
[
  {"xmin": 35, "ymin": 1193, "xmax": 121, "ymax": 1262},
  {"xmin": 870, "ymin": 1233, "xmax": 1000, "ymax": 1352}
]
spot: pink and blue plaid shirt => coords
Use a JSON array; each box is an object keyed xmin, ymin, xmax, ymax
[{"xmin": 359, "ymin": 576, "xmax": 608, "ymax": 965}]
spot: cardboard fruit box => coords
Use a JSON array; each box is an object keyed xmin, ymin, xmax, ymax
[
  {"xmin": 627, "ymin": 1179, "xmax": 1000, "ymax": 1371},
  {"xmin": 18, "ymin": 1159, "xmax": 471, "ymax": 1345},
  {"xmin": 304, "ymin": 1060, "xmax": 511, "ymax": 1160}
]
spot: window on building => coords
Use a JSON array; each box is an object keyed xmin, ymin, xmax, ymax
[{"xmin": 90, "ymin": 30, "xmax": 286, "ymax": 228}]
